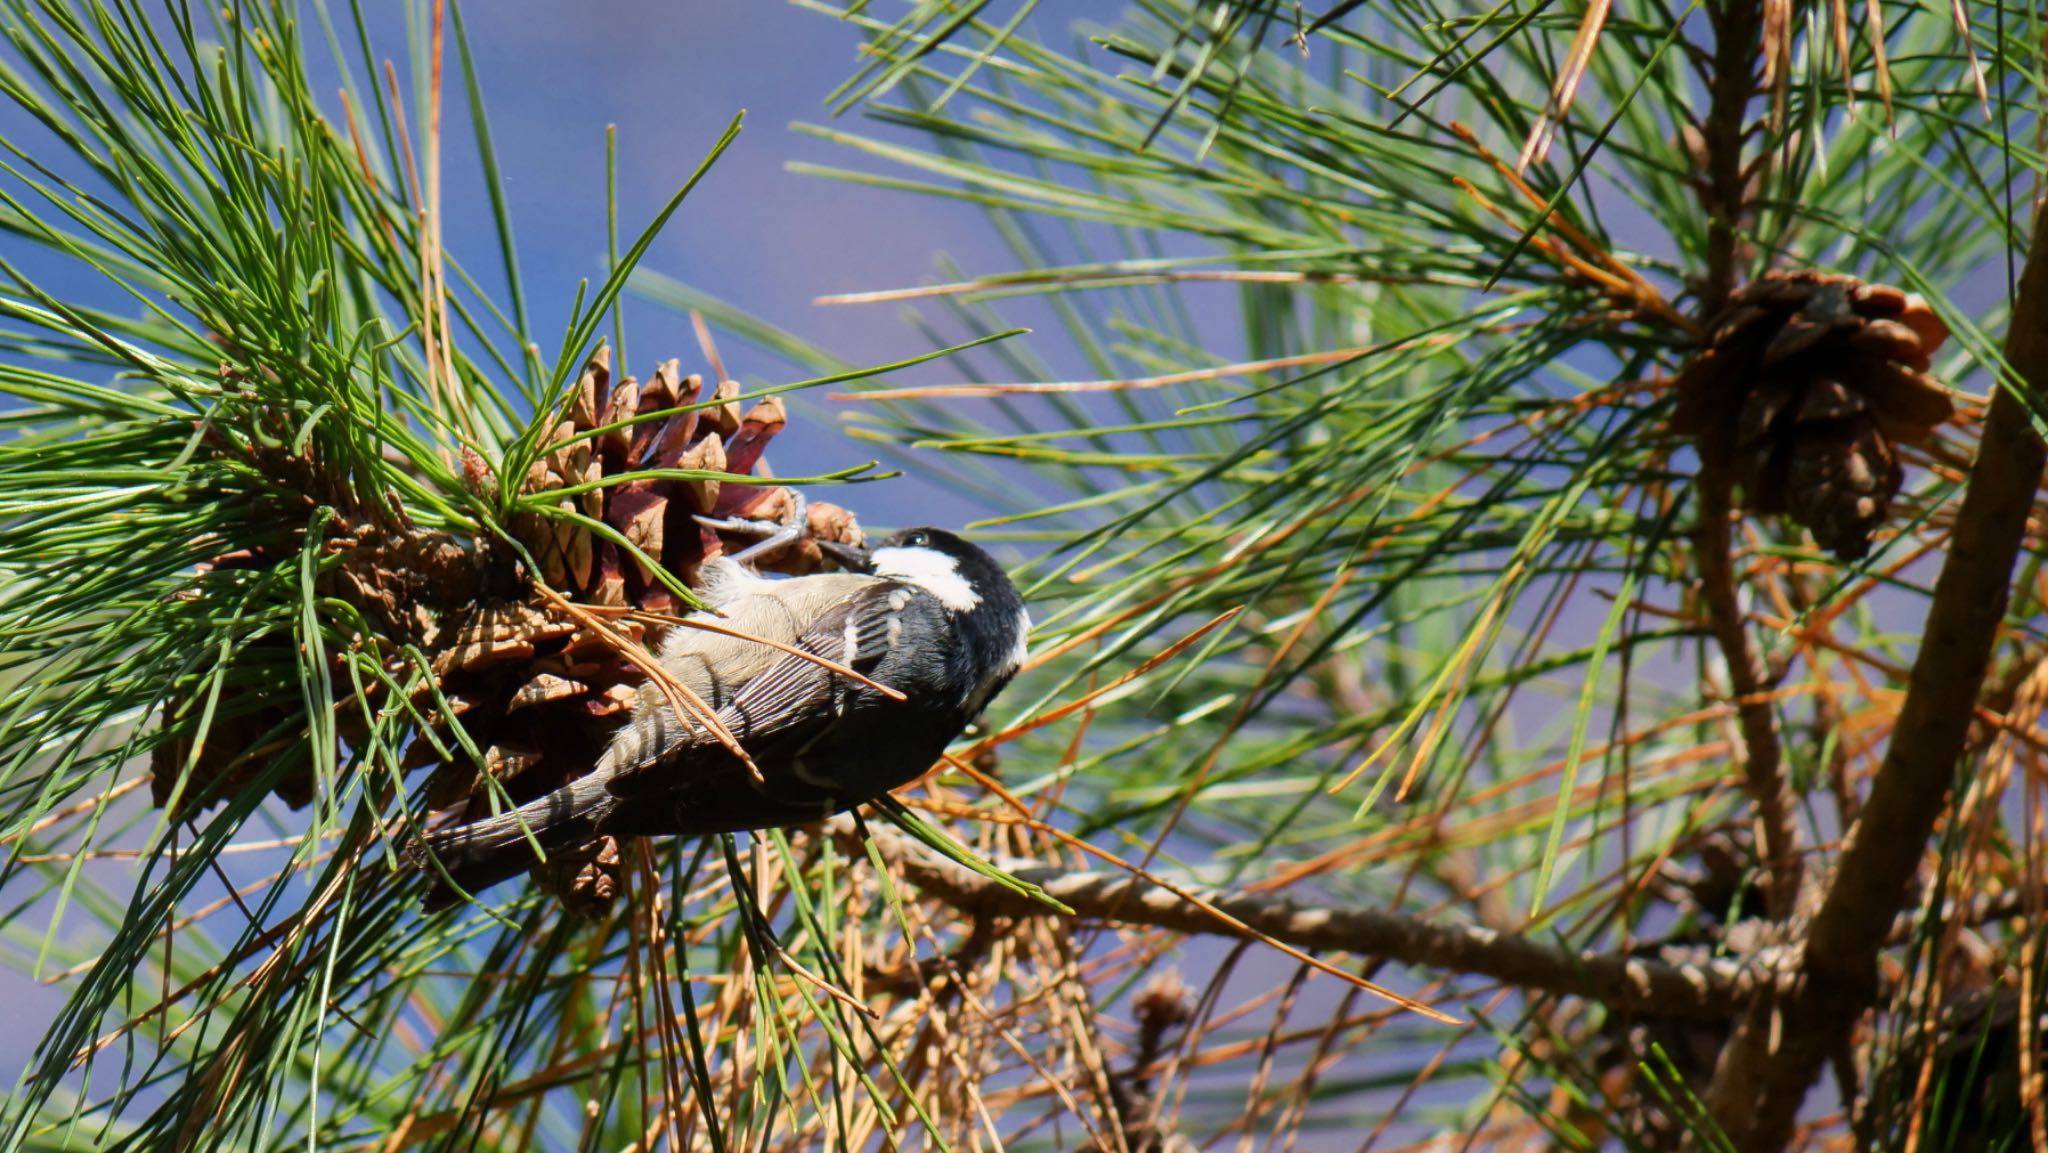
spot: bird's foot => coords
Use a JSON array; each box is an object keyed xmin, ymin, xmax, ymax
[{"xmin": 695, "ymin": 491, "xmax": 810, "ymax": 566}]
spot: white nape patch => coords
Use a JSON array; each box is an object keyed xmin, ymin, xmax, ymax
[
  {"xmin": 1009, "ymin": 608, "xmax": 1031, "ymax": 670},
  {"xmin": 872, "ymin": 546, "xmax": 980, "ymax": 612},
  {"xmin": 697, "ymin": 555, "xmax": 769, "ymax": 608}
]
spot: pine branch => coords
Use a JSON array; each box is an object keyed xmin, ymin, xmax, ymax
[
  {"xmin": 855, "ymin": 820, "xmax": 1767, "ymax": 1021},
  {"xmin": 1691, "ymin": 475, "xmax": 1802, "ymax": 920},
  {"xmin": 1705, "ymin": 201, "xmax": 2048, "ymax": 1153},
  {"xmin": 1699, "ymin": 0, "xmax": 1764, "ymax": 314},
  {"xmin": 1689, "ymin": 0, "xmax": 1803, "ymax": 924}
]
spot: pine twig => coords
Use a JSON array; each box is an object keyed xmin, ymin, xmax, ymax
[
  {"xmin": 1688, "ymin": 0, "xmax": 1804, "ymax": 923},
  {"xmin": 1699, "ymin": 0, "xmax": 1764, "ymax": 313},
  {"xmin": 858, "ymin": 820, "xmax": 1767, "ymax": 1021},
  {"xmin": 1692, "ymin": 477, "xmax": 1802, "ymax": 920},
  {"xmin": 1704, "ymin": 200, "xmax": 2048, "ymax": 1153}
]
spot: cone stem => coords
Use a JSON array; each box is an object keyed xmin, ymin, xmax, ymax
[{"xmin": 1699, "ymin": 0, "xmax": 1764, "ymax": 314}]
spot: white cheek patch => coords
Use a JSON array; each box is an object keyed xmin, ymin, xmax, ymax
[{"xmin": 872, "ymin": 546, "xmax": 981, "ymax": 612}]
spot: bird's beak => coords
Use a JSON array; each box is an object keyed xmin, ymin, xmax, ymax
[{"xmin": 818, "ymin": 538, "xmax": 874, "ymax": 573}]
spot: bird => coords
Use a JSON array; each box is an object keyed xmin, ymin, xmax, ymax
[{"xmin": 410, "ymin": 526, "xmax": 1030, "ymax": 908}]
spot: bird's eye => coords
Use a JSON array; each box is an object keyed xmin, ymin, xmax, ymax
[{"xmin": 904, "ymin": 531, "xmax": 930, "ymax": 547}]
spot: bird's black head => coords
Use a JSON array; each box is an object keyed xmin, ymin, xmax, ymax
[
  {"xmin": 868, "ymin": 527, "xmax": 1030, "ymax": 687},
  {"xmin": 868, "ymin": 527, "xmax": 1020, "ymax": 615}
]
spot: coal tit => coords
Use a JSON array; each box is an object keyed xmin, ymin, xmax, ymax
[{"xmin": 413, "ymin": 527, "xmax": 1030, "ymax": 907}]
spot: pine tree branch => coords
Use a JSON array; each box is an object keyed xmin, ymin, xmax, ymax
[
  {"xmin": 1692, "ymin": 478, "xmax": 1802, "ymax": 920},
  {"xmin": 1699, "ymin": 0, "xmax": 1763, "ymax": 314},
  {"xmin": 858, "ymin": 822, "xmax": 1766, "ymax": 1021},
  {"xmin": 1690, "ymin": 0, "xmax": 1803, "ymax": 923},
  {"xmin": 1705, "ymin": 200, "xmax": 2048, "ymax": 1153}
]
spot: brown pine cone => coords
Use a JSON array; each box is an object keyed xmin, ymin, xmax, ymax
[
  {"xmin": 1670, "ymin": 271, "xmax": 1953, "ymax": 560},
  {"xmin": 534, "ymin": 835, "xmax": 625, "ymax": 919}
]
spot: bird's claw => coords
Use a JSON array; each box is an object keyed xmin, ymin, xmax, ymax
[{"xmin": 695, "ymin": 491, "xmax": 809, "ymax": 565}]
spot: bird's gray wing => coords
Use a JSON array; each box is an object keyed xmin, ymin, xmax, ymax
[{"xmin": 603, "ymin": 581, "xmax": 918, "ymax": 795}]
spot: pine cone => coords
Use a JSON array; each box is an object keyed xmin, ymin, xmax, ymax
[
  {"xmin": 1670, "ymin": 271, "xmax": 1953, "ymax": 560},
  {"xmin": 534, "ymin": 835, "xmax": 625, "ymax": 919},
  {"xmin": 1104, "ymin": 972, "xmax": 1196, "ymax": 1153},
  {"xmin": 509, "ymin": 350, "xmax": 865, "ymax": 604}
]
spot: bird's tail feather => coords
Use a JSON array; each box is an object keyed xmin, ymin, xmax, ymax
[{"xmin": 407, "ymin": 773, "xmax": 616, "ymax": 911}]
